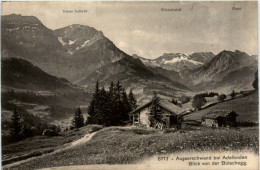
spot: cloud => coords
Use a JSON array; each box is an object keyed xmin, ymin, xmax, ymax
[{"xmin": 118, "ymin": 41, "xmax": 128, "ymax": 49}]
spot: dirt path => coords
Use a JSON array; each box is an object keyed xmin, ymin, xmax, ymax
[{"xmin": 3, "ymin": 131, "xmax": 98, "ymax": 169}]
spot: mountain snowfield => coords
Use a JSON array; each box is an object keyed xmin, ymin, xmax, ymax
[
  {"xmin": 54, "ymin": 24, "xmax": 105, "ymax": 55},
  {"xmin": 133, "ymin": 52, "xmax": 215, "ymax": 71},
  {"xmin": 163, "ymin": 55, "xmax": 202, "ymax": 65}
]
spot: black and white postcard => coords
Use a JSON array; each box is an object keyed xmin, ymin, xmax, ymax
[{"xmin": 1, "ymin": 1, "xmax": 258, "ymax": 169}]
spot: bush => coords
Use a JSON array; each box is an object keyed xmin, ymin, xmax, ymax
[
  {"xmin": 42, "ymin": 129, "xmax": 59, "ymax": 137},
  {"xmin": 230, "ymin": 90, "xmax": 236, "ymax": 99},
  {"xmin": 179, "ymin": 95, "xmax": 191, "ymax": 104},
  {"xmin": 195, "ymin": 92, "xmax": 218, "ymax": 98},
  {"xmin": 171, "ymin": 99, "xmax": 178, "ymax": 105},
  {"xmin": 192, "ymin": 95, "xmax": 206, "ymax": 110},
  {"xmin": 218, "ymin": 94, "xmax": 227, "ymax": 102}
]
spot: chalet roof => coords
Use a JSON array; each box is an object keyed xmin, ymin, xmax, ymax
[
  {"xmin": 130, "ymin": 99, "xmax": 185, "ymax": 115},
  {"xmin": 202, "ymin": 110, "xmax": 238, "ymax": 119}
]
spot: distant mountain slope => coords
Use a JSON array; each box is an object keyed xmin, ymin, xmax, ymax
[
  {"xmin": 180, "ymin": 50, "xmax": 258, "ymax": 92},
  {"xmin": 133, "ymin": 52, "xmax": 215, "ymax": 71},
  {"xmin": 2, "ymin": 58, "xmax": 74, "ymax": 91},
  {"xmin": 79, "ymin": 56, "xmax": 191, "ymax": 95},
  {"xmin": 146, "ymin": 66, "xmax": 182, "ymax": 83},
  {"xmin": 189, "ymin": 52, "xmax": 215, "ymax": 63}
]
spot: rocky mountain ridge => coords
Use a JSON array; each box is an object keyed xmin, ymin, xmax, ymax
[
  {"xmin": 133, "ymin": 52, "xmax": 215, "ymax": 71},
  {"xmin": 2, "ymin": 14, "xmax": 258, "ymax": 94}
]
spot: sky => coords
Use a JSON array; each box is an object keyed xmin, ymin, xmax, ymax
[{"xmin": 2, "ymin": 1, "xmax": 258, "ymax": 59}]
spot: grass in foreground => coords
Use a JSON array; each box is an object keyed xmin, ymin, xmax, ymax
[
  {"xmin": 2, "ymin": 125, "xmax": 103, "ymax": 160},
  {"xmin": 6, "ymin": 126, "xmax": 258, "ymax": 169}
]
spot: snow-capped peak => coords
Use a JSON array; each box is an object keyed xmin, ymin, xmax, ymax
[
  {"xmin": 58, "ymin": 37, "xmax": 66, "ymax": 46},
  {"xmin": 163, "ymin": 56, "xmax": 202, "ymax": 65}
]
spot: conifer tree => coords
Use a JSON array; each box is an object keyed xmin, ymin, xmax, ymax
[
  {"xmin": 87, "ymin": 81, "xmax": 100, "ymax": 124},
  {"xmin": 149, "ymin": 92, "xmax": 163, "ymax": 127},
  {"xmin": 114, "ymin": 80, "xmax": 123, "ymax": 102},
  {"xmin": 121, "ymin": 88, "xmax": 131, "ymax": 122},
  {"xmin": 87, "ymin": 100, "xmax": 95, "ymax": 124},
  {"xmin": 105, "ymin": 81, "xmax": 116, "ymax": 126},
  {"xmin": 9, "ymin": 106, "xmax": 22, "ymax": 142},
  {"xmin": 22, "ymin": 125, "xmax": 34, "ymax": 139},
  {"xmin": 113, "ymin": 80, "xmax": 123, "ymax": 125},
  {"xmin": 98, "ymin": 87, "xmax": 108, "ymax": 125},
  {"xmin": 128, "ymin": 89, "xmax": 137, "ymax": 111},
  {"xmin": 72, "ymin": 108, "xmax": 84, "ymax": 129},
  {"xmin": 230, "ymin": 90, "xmax": 236, "ymax": 99},
  {"xmin": 109, "ymin": 81, "xmax": 115, "ymax": 98}
]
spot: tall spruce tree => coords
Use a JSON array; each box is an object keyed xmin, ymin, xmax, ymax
[
  {"xmin": 9, "ymin": 106, "xmax": 22, "ymax": 142},
  {"xmin": 72, "ymin": 108, "xmax": 84, "ymax": 129},
  {"xmin": 87, "ymin": 100, "xmax": 95, "ymax": 124},
  {"xmin": 121, "ymin": 88, "xmax": 131, "ymax": 123},
  {"xmin": 98, "ymin": 87, "xmax": 108, "ymax": 125},
  {"xmin": 87, "ymin": 81, "xmax": 100, "ymax": 124},
  {"xmin": 113, "ymin": 80, "xmax": 123, "ymax": 125},
  {"xmin": 128, "ymin": 90, "xmax": 137, "ymax": 111},
  {"xmin": 230, "ymin": 90, "xmax": 236, "ymax": 99},
  {"xmin": 149, "ymin": 92, "xmax": 163, "ymax": 127},
  {"xmin": 106, "ymin": 81, "xmax": 116, "ymax": 126},
  {"xmin": 109, "ymin": 81, "xmax": 115, "ymax": 98}
]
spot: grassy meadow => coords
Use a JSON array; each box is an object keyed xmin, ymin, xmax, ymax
[
  {"xmin": 185, "ymin": 91, "xmax": 258, "ymax": 122},
  {"xmin": 2, "ymin": 125, "xmax": 103, "ymax": 162},
  {"xmin": 4, "ymin": 126, "xmax": 258, "ymax": 169}
]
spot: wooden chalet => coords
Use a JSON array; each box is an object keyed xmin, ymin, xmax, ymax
[
  {"xmin": 130, "ymin": 99, "xmax": 186, "ymax": 129},
  {"xmin": 202, "ymin": 110, "xmax": 239, "ymax": 127}
]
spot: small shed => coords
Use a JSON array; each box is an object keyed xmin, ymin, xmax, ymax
[
  {"xmin": 130, "ymin": 99, "xmax": 185, "ymax": 129},
  {"xmin": 202, "ymin": 110, "xmax": 238, "ymax": 127}
]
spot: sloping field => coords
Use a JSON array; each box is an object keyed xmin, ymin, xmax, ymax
[
  {"xmin": 185, "ymin": 91, "xmax": 258, "ymax": 122},
  {"xmin": 2, "ymin": 125, "xmax": 103, "ymax": 161},
  {"xmin": 4, "ymin": 126, "xmax": 258, "ymax": 169}
]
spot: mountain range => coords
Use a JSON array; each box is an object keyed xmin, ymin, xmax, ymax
[
  {"xmin": 1, "ymin": 14, "xmax": 258, "ymax": 97},
  {"xmin": 180, "ymin": 50, "xmax": 257, "ymax": 92},
  {"xmin": 133, "ymin": 52, "xmax": 215, "ymax": 71}
]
